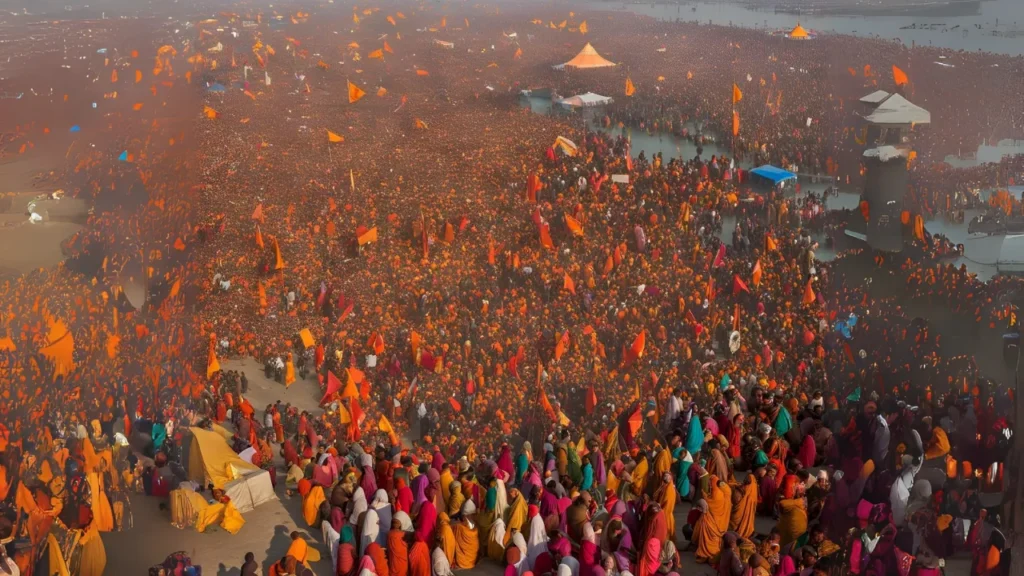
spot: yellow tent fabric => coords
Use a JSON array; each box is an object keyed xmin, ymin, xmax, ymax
[
  {"xmin": 789, "ymin": 24, "xmax": 809, "ymax": 38},
  {"xmin": 210, "ymin": 423, "xmax": 235, "ymax": 442},
  {"xmin": 299, "ymin": 328, "xmax": 316, "ymax": 348},
  {"xmin": 188, "ymin": 427, "xmax": 260, "ymax": 489},
  {"xmin": 562, "ymin": 43, "xmax": 616, "ymax": 69}
]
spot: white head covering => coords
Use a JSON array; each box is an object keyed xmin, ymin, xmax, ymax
[
  {"xmin": 490, "ymin": 518, "xmax": 507, "ymax": 551},
  {"xmin": 526, "ymin": 513, "xmax": 548, "ymax": 569},
  {"xmin": 349, "ymin": 487, "xmax": 368, "ymax": 526},
  {"xmin": 432, "ymin": 546, "xmax": 455, "ymax": 576},
  {"xmin": 394, "ymin": 510, "xmax": 414, "ymax": 532}
]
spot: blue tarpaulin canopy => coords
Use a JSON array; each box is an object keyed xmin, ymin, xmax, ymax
[
  {"xmin": 207, "ymin": 83, "xmax": 226, "ymax": 93},
  {"xmin": 750, "ymin": 165, "xmax": 797, "ymax": 185}
]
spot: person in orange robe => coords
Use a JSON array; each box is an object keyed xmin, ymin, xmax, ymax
[
  {"xmin": 388, "ymin": 519, "xmax": 410, "ymax": 576},
  {"xmin": 409, "ymin": 538, "xmax": 432, "ymax": 576},
  {"xmin": 730, "ymin": 474, "xmax": 759, "ymax": 539},
  {"xmin": 453, "ymin": 507, "xmax": 479, "ymax": 569}
]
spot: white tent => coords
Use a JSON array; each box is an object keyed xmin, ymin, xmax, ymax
[
  {"xmin": 557, "ymin": 92, "xmax": 613, "ymax": 108},
  {"xmin": 864, "ymin": 93, "xmax": 930, "ymax": 125},
  {"xmin": 223, "ymin": 469, "xmax": 277, "ymax": 513}
]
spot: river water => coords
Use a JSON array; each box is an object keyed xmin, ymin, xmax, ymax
[{"xmin": 592, "ymin": 0, "xmax": 1024, "ymax": 55}]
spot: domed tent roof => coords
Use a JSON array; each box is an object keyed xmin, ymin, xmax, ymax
[
  {"xmin": 789, "ymin": 24, "xmax": 809, "ymax": 38},
  {"xmin": 561, "ymin": 43, "xmax": 616, "ymax": 69}
]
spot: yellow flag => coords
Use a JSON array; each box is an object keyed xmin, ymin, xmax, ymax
[
  {"xmin": 579, "ymin": 21, "xmax": 588, "ymax": 34},
  {"xmin": 327, "ymin": 130, "xmax": 344, "ymax": 143},
  {"xmin": 339, "ymin": 402, "xmax": 352, "ymax": 424},
  {"xmin": 348, "ymin": 81, "xmax": 366, "ymax": 103},
  {"xmin": 625, "ymin": 77, "xmax": 636, "ymax": 97}
]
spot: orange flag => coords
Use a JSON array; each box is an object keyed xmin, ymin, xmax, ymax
[
  {"xmin": 416, "ymin": 69, "xmax": 430, "ymax": 76},
  {"xmin": 387, "ymin": 15, "xmax": 397, "ymax": 26},
  {"xmin": 252, "ymin": 203, "xmax": 264, "ymax": 222},
  {"xmin": 563, "ymin": 273, "xmax": 576, "ymax": 295},
  {"xmin": 802, "ymin": 280, "xmax": 816, "ymax": 305},
  {"xmin": 340, "ymin": 369, "xmax": 359, "ymax": 399},
  {"xmin": 564, "ymin": 213, "xmax": 584, "ymax": 236},
  {"xmin": 368, "ymin": 49, "xmax": 384, "ymax": 60},
  {"xmin": 579, "ymin": 21, "xmax": 588, "ymax": 34},
  {"xmin": 207, "ymin": 340, "xmax": 220, "ymax": 378},
  {"xmin": 203, "ymin": 106, "xmax": 218, "ymax": 119},
  {"xmin": 111, "ymin": 69, "xmax": 118, "ymax": 83},
  {"xmin": 585, "ymin": 384, "xmax": 597, "ymax": 415},
  {"xmin": 539, "ymin": 224, "xmax": 554, "ymax": 250},
  {"xmin": 765, "ymin": 233, "xmax": 778, "ymax": 252},
  {"xmin": 514, "ymin": 47, "xmax": 523, "ymax": 60},
  {"xmin": 752, "ymin": 259, "xmax": 762, "ymax": 287},
  {"xmin": 732, "ymin": 83, "xmax": 743, "ymax": 103},
  {"xmin": 625, "ymin": 77, "xmax": 636, "ymax": 97},
  {"xmin": 135, "ymin": 70, "xmax": 142, "ymax": 83},
  {"xmin": 348, "ymin": 81, "xmax": 366, "ymax": 103},
  {"xmin": 273, "ymin": 237, "xmax": 285, "ymax": 270},
  {"xmin": 443, "ymin": 222, "xmax": 455, "ymax": 243},
  {"xmin": 258, "ymin": 281, "xmax": 267, "ymax": 308},
  {"xmin": 554, "ymin": 331, "xmax": 570, "ymax": 361},
  {"xmin": 357, "ymin": 227, "xmax": 378, "ymax": 246},
  {"xmin": 892, "ymin": 65, "xmax": 909, "ymax": 86},
  {"xmin": 327, "ymin": 130, "xmax": 344, "ymax": 143},
  {"xmin": 538, "ymin": 364, "xmax": 556, "ymax": 421},
  {"xmin": 732, "ymin": 111, "xmax": 740, "ymax": 136},
  {"xmin": 368, "ymin": 332, "xmax": 385, "ymax": 355},
  {"xmin": 383, "ymin": 41, "xmax": 393, "ymax": 54}
]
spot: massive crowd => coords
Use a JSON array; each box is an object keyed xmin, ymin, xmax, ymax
[{"xmin": 0, "ymin": 3, "xmax": 1020, "ymax": 576}]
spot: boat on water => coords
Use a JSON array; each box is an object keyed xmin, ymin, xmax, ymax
[{"xmin": 965, "ymin": 210, "xmax": 1024, "ymax": 272}]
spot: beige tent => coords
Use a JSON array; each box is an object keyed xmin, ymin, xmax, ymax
[
  {"xmin": 560, "ymin": 43, "xmax": 616, "ymax": 69},
  {"xmin": 789, "ymin": 24, "xmax": 810, "ymax": 39}
]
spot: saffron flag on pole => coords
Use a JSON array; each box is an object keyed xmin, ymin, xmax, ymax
[
  {"xmin": 733, "ymin": 111, "xmax": 740, "ymax": 136},
  {"xmin": 732, "ymin": 83, "xmax": 743, "ymax": 104},
  {"xmin": 327, "ymin": 130, "xmax": 344, "ymax": 143},
  {"xmin": 625, "ymin": 77, "xmax": 636, "ymax": 97},
  {"xmin": 892, "ymin": 65, "xmax": 909, "ymax": 86},
  {"xmin": 348, "ymin": 81, "xmax": 366, "ymax": 103}
]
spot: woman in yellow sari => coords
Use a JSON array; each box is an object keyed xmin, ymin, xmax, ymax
[
  {"xmin": 298, "ymin": 479, "xmax": 326, "ymax": 527},
  {"xmin": 630, "ymin": 453, "xmax": 649, "ymax": 497},
  {"xmin": 86, "ymin": 469, "xmax": 114, "ymax": 532},
  {"xmin": 504, "ymin": 488, "xmax": 528, "ymax": 545},
  {"xmin": 446, "ymin": 481, "xmax": 465, "ymax": 518},
  {"xmin": 778, "ymin": 494, "xmax": 808, "ymax": 545},
  {"xmin": 730, "ymin": 474, "xmax": 759, "ymax": 539},
  {"xmin": 694, "ymin": 475, "xmax": 731, "ymax": 563},
  {"xmin": 437, "ymin": 512, "xmax": 456, "ymax": 566},
  {"xmin": 654, "ymin": 472, "xmax": 677, "ymax": 540},
  {"xmin": 453, "ymin": 502, "xmax": 480, "ymax": 569}
]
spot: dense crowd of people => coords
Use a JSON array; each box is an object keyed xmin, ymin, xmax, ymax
[{"xmin": 0, "ymin": 3, "xmax": 1021, "ymax": 575}]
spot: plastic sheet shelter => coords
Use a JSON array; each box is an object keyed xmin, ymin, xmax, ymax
[
  {"xmin": 184, "ymin": 427, "xmax": 260, "ymax": 489},
  {"xmin": 558, "ymin": 43, "xmax": 616, "ymax": 69},
  {"xmin": 750, "ymin": 165, "xmax": 797, "ymax": 185}
]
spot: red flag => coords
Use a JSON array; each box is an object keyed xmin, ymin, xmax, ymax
[
  {"xmin": 626, "ymin": 407, "xmax": 643, "ymax": 438},
  {"xmin": 449, "ymin": 397, "xmax": 462, "ymax": 412},
  {"xmin": 732, "ymin": 274, "xmax": 749, "ymax": 294},
  {"xmin": 585, "ymin": 384, "xmax": 597, "ymax": 415},
  {"xmin": 554, "ymin": 330, "xmax": 570, "ymax": 361},
  {"xmin": 348, "ymin": 398, "xmax": 363, "ymax": 441},
  {"xmin": 712, "ymin": 244, "xmax": 726, "ymax": 268},
  {"xmin": 320, "ymin": 370, "xmax": 343, "ymax": 404}
]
